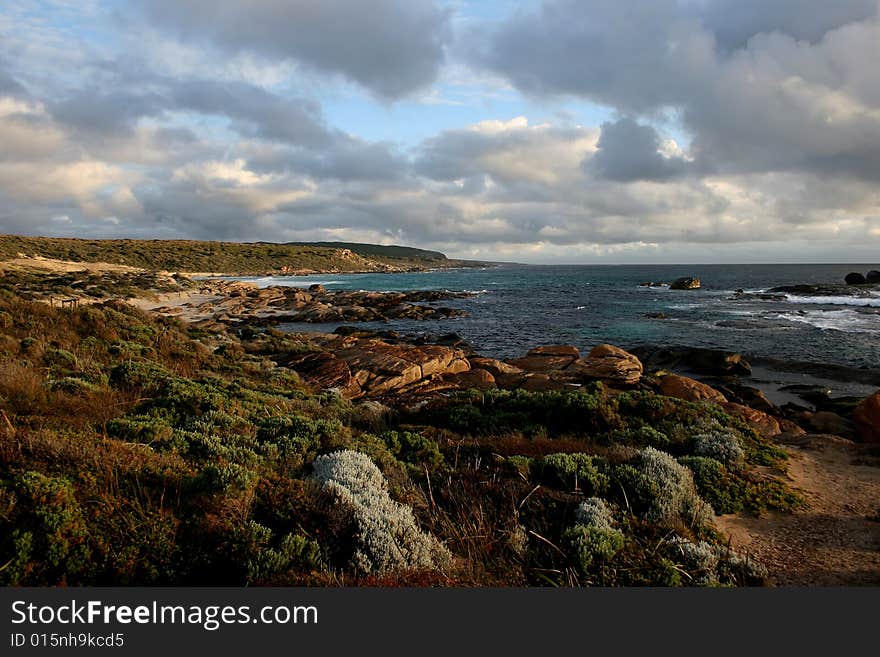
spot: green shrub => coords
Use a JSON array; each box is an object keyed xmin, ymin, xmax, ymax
[
  {"xmin": 380, "ymin": 431, "xmax": 443, "ymax": 469},
  {"xmin": 2, "ymin": 472, "xmax": 92, "ymax": 584},
  {"xmin": 539, "ymin": 453, "xmax": 609, "ymax": 494},
  {"xmin": 564, "ymin": 525, "xmax": 625, "ymax": 573},
  {"xmin": 247, "ymin": 533, "xmax": 325, "ymax": 583},
  {"xmin": 614, "ymin": 447, "xmax": 713, "ymax": 530},
  {"xmin": 691, "ymin": 429, "xmax": 745, "ymax": 466},
  {"xmin": 106, "ymin": 413, "xmax": 176, "ymax": 447},
  {"xmin": 45, "ymin": 377, "xmax": 97, "ymax": 395}
]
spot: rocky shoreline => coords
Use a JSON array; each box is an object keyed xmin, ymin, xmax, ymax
[
  {"xmin": 232, "ymin": 324, "xmax": 879, "ymax": 447},
  {"xmin": 146, "ymin": 279, "xmax": 471, "ymax": 326},
  {"xmin": 140, "ymin": 279, "xmax": 880, "ymax": 446}
]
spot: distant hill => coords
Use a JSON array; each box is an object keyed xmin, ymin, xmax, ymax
[
  {"xmin": 0, "ymin": 235, "xmax": 466, "ymax": 275},
  {"xmin": 281, "ymin": 241, "xmax": 448, "ymax": 263}
]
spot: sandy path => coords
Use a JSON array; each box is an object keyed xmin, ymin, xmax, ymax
[{"xmin": 717, "ymin": 437, "xmax": 880, "ymax": 585}]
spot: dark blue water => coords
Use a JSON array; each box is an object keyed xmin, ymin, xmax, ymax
[{"xmin": 230, "ymin": 264, "xmax": 880, "ymax": 367}]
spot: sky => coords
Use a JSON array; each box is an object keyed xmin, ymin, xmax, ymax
[{"xmin": 1, "ymin": 0, "xmax": 880, "ymax": 263}]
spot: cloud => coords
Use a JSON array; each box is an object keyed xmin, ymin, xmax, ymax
[
  {"xmin": 48, "ymin": 77, "xmax": 333, "ymax": 147},
  {"xmin": 590, "ymin": 117, "xmax": 690, "ymax": 182},
  {"xmin": 0, "ymin": 61, "xmax": 25, "ymax": 97},
  {"xmin": 132, "ymin": 0, "xmax": 452, "ymax": 98},
  {"xmin": 1, "ymin": 0, "xmax": 880, "ymax": 262},
  {"xmin": 415, "ymin": 117, "xmax": 597, "ymax": 186},
  {"xmin": 697, "ymin": 0, "xmax": 878, "ymax": 50},
  {"xmin": 471, "ymin": 0, "xmax": 880, "ymax": 180}
]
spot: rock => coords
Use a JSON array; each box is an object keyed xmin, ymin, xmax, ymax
[
  {"xmin": 718, "ymin": 384, "xmax": 777, "ymax": 414},
  {"xmin": 644, "ymin": 312, "xmax": 667, "ymax": 319},
  {"xmin": 527, "ymin": 345, "xmax": 580, "ymax": 358},
  {"xmin": 670, "ymin": 277, "xmax": 701, "ymax": 290},
  {"xmin": 280, "ymin": 351, "xmax": 361, "ymax": 398},
  {"xmin": 519, "ymin": 373, "xmax": 572, "ymax": 392},
  {"xmin": 721, "ymin": 402, "xmax": 781, "ymax": 438},
  {"xmin": 804, "ymin": 411, "xmax": 855, "ymax": 438},
  {"xmin": 778, "ymin": 418, "xmax": 807, "ymax": 438},
  {"xmin": 469, "ymin": 357, "xmax": 524, "ymax": 379},
  {"xmin": 308, "ymin": 283, "xmax": 326, "ymax": 294},
  {"xmin": 866, "ymin": 270, "xmax": 880, "ymax": 284},
  {"xmin": 441, "ymin": 369, "xmax": 497, "ymax": 391},
  {"xmin": 566, "ymin": 344, "xmax": 643, "ymax": 386},
  {"xmin": 845, "ymin": 272, "xmax": 867, "ymax": 285},
  {"xmin": 630, "ymin": 346, "xmax": 751, "ymax": 376},
  {"xmin": 507, "ymin": 354, "xmax": 578, "ymax": 373},
  {"xmin": 658, "ymin": 374, "xmax": 727, "ymax": 403},
  {"xmin": 854, "ymin": 391, "xmax": 880, "ymax": 442}
]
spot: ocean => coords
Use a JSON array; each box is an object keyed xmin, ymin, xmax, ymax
[{"xmin": 227, "ymin": 264, "xmax": 880, "ymax": 368}]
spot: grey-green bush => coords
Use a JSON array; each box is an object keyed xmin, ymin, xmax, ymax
[{"xmin": 312, "ymin": 450, "xmax": 450, "ymax": 575}]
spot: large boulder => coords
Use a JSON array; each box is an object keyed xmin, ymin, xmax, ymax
[
  {"xmin": 721, "ymin": 402, "xmax": 781, "ymax": 438},
  {"xmin": 280, "ymin": 351, "xmax": 361, "ymax": 398},
  {"xmin": 527, "ymin": 345, "xmax": 581, "ymax": 358},
  {"xmin": 632, "ymin": 346, "xmax": 751, "ymax": 376},
  {"xmin": 441, "ymin": 369, "xmax": 497, "ymax": 391},
  {"xmin": 659, "ymin": 374, "xmax": 727, "ymax": 403},
  {"xmin": 507, "ymin": 353, "xmax": 578, "ymax": 373},
  {"xmin": 854, "ymin": 391, "xmax": 880, "ymax": 442},
  {"xmin": 469, "ymin": 357, "xmax": 523, "ymax": 378},
  {"xmin": 866, "ymin": 270, "xmax": 880, "ymax": 284},
  {"xmin": 670, "ymin": 277, "xmax": 701, "ymax": 290},
  {"xmin": 845, "ymin": 272, "xmax": 866, "ymax": 285},
  {"xmin": 805, "ymin": 411, "xmax": 855, "ymax": 438},
  {"xmin": 566, "ymin": 344, "xmax": 643, "ymax": 386}
]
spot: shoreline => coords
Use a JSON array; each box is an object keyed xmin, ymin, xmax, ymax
[{"xmin": 2, "ymin": 263, "xmax": 878, "ymax": 587}]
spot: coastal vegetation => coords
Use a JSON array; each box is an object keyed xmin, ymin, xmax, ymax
[
  {"xmin": 0, "ymin": 235, "xmax": 463, "ymax": 275},
  {"xmin": 0, "ymin": 287, "xmax": 802, "ymax": 586}
]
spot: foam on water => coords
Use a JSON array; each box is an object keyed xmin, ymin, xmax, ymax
[
  {"xmin": 782, "ymin": 294, "xmax": 880, "ymax": 307},
  {"xmin": 774, "ymin": 309, "xmax": 879, "ymax": 333}
]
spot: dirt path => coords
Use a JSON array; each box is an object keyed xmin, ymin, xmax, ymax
[{"xmin": 717, "ymin": 436, "xmax": 880, "ymax": 585}]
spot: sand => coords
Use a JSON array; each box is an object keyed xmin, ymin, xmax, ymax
[{"xmin": 717, "ymin": 437, "xmax": 880, "ymax": 585}]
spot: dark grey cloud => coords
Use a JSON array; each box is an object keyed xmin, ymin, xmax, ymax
[
  {"xmin": 590, "ymin": 117, "xmax": 689, "ymax": 182},
  {"xmin": 698, "ymin": 0, "xmax": 878, "ymax": 50},
  {"xmin": 133, "ymin": 0, "xmax": 451, "ymax": 98},
  {"xmin": 470, "ymin": 0, "xmax": 880, "ymax": 181},
  {"xmin": 246, "ymin": 136, "xmax": 410, "ymax": 183},
  {"xmin": 0, "ymin": 65, "xmax": 25, "ymax": 97},
  {"xmin": 169, "ymin": 79, "xmax": 332, "ymax": 148},
  {"xmin": 467, "ymin": 0, "xmax": 690, "ymax": 112},
  {"xmin": 49, "ymin": 78, "xmax": 332, "ymax": 147}
]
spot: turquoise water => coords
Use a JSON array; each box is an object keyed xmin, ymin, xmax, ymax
[{"xmin": 228, "ymin": 264, "xmax": 880, "ymax": 367}]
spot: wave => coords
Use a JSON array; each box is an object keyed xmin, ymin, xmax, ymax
[
  {"xmin": 781, "ymin": 294, "xmax": 880, "ymax": 308},
  {"xmin": 775, "ymin": 309, "xmax": 879, "ymax": 333},
  {"xmin": 247, "ymin": 277, "xmax": 342, "ymax": 288}
]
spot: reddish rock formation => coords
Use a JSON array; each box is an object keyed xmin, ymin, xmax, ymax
[
  {"xmin": 279, "ymin": 337, "xmax": 471, "ymax": 399},
  {"xmin": 658, "ymin": 374, "xmax": 727, "ymax": 403},
  {"xmin": 565, "ymin": 344, "xmax": 643, "ymax": 386},
  {"xmin": 854, "ymin": 391, "xmax": 880, "ymax": 442},
  {"xmin": 507, "ymin": 354, "xmax": 578, "ymax": 373},
  {"xmin": 721, "ymin": 402, "xmax": 781, "ymax": 438},
  {"xmin": 527, "ymin": 345, "xmax": 581, "ymax": 358},
  {"xmin": 441, "ymin": 369, "xmax": 497, "ymax": 391}
]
